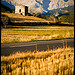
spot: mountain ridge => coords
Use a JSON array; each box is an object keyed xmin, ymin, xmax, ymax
[
  {"xmin": 1, "ymin": 0, "xmax": 74, "ymax": 14},
  {"xmin": 43, "ymin": 6, "xmax": 74, "ymax": 16}
]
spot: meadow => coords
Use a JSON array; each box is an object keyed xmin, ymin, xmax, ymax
[
  {"xmin": 1, "ymin": 46, "xmax": 74, "ymax": 75},
  {"xmin": 1, "ymin": 12, "xmax": 50, "ymax": 23},
  {"xmin": 1, "ymin": 26, "xmax": 74, "ymax": 43}
]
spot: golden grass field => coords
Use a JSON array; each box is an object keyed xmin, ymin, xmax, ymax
[
  {"xmin": 1, "ymin": 12, "xmax": 74, "ymax": 43},
  {"xmin": 1, "ymin": 26, "xmax": 74, "ymax": 43},
  {"xmin": 1, "ymin": 46, "xmax": 74, "ymax": 75},
  {"xmin": 1, "ymin": 12, "xmax": 51, "ymax": 23},
  {"xmin": 1, "ymin": 12, "xmax": 74, "ymax": 25}
]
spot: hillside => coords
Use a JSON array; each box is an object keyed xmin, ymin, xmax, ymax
[
  {"xmin": 41, "ymin": 6, "xmax": 74, "ymax": 24},
  {"xmin": 1, "ymin": 4, "xmax": 13, "ymax": 13},
  {"xmin": 1, "ymin": 12, "xmax": 50, "ymax": 23},
  {"xmin": 57, "ymin": 10, "xmax": 74, "ymax": 23},
  {"xmin": 1, "ymin": 12, "xmax": 74, "ymax": 27}
]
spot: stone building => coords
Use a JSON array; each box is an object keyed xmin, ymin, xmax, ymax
[{"xmin": 15, "ymin": 4, "xmax": 28, "ymax": 16}]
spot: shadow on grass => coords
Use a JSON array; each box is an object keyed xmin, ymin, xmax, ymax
[
  {"xmin": 6, "ymin": 22, "xmax": 74, "ymax": 28},
  {"xmin": 10, "ymin": 18, "xmax": 41, "ymax": 21}
]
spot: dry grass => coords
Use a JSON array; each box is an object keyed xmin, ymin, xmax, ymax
[
  {"xmin": 1, "ymin": 12, "xmax": 51, "ymax": 23},
  {"xmin": 1, "ymin": 12, "xmax": 74, "ymax": 25},
  {"xmin": 1, "ymin": 47, "xmax": 74, "ymax": 75},
  {"xmin": 1, "ymin": 27, "xmax": 74, "ymax": 43},
  {"xmin": 1, "ymin": 12, "xmax": 74, "ymax": 43}
]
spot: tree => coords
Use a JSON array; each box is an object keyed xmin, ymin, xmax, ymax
[
  {"xmin": 48, "ymin": 14, "xmax": 57, "ymax": 22},
  {"xmin": 45, "ymin": 15, "xmax": 50, "ymax": 20},
  {"xmin": 1, "ymin": 15, "xmax": 10, "ymax": 28}
]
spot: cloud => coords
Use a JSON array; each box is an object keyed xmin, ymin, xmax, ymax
[{"xmin": 48, "ymin": 0, "xmax": 74, "ymax": 10}]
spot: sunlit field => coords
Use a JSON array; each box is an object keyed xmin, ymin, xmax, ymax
[
  {"xmin": 1, "ymin": 26, "xmax": 74, "ymax": 43},
  {"xmin": 1, "ymin": 12, "xmax": 50, "ymax": 23},
  {"xmin": 1, "ymin": 46, "xmax": 74, "ymax": 75}
]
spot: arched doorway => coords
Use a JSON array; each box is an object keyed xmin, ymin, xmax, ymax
[{"xmin": 19, "ymin": 9, "xmax": 21, "ymax": 12}]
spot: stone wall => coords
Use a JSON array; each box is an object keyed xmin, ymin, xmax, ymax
[{"xmin": 15, "ymin": 5, "xmax": 25, "ymax": 16}]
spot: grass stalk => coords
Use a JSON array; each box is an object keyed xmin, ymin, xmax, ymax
[
  {"xmin": 36, "ymin": 43, "xmax": 37, "ymax": 52},
  {"xmin": 1, "ymin": 47, "xmax": 74, "ymax": 75}
]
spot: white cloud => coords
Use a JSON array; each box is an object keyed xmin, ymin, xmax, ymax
[{"xmin": 48, "ymin": 0, "xmax": 74, "ymax": 10}]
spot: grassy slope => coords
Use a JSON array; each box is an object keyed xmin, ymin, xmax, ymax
[
  {"xmin": 58, "ymin": 10, "xmax": 74, "ymax": 23},
  {"xmin": 1, "ymin": 12, "xmax": 51, "ymax": 23},
  {"xmin": 1, "ymin": 4, "xmax": 11, "ymax": 12}
]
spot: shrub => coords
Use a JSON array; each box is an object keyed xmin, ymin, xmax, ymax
[
  {"xmin": 6, "ymin": 11, "xmax": 10, "ymax": 13},
  {"xmin": 1, "ymin": 14, "xmax": 10, "ymax": 28},
  {"xmin": 35, "ymin": 13, "xmax": 45, "ymax": 18},
  {"xmin": 45, "ymin": 15, "xmax": 50, "ymax": 20},
  {"xmin": 48, "ymin": 14, "xmax": 58, "ymax": 22}
]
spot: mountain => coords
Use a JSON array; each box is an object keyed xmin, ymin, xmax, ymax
[
  {"xmin": 1, "ymin": 0, "xmax": 15, "ymax": 9},
  {"xmin": 1, "ymin": 4, "xmax": 12, "ymax": 12},
  {"xmin": 1, "ymin": 0, "xmax": 74, "ymax": 14},
  {"xmin": 43, "ymin": 6, "xmax": 74, "ymax": 16}
]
